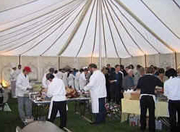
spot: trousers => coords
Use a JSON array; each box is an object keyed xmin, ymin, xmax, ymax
[
  {"xmin": 140, "ymin": 96, "xmax": 155, "ymax": 132},
  {"xmin": 168, "ymin": 100, "xmax": 180, "ymax": 132},
  {"xmin": 49, "ymin": 101, "xmax": 67, "ymax": 128},
  {"xmin": 95, "ymin": 97, "xmax": 106, "ymax": 124},
  {"xmin": 17, "ymin": 97, "xmax": 32, "ymax": 121}
]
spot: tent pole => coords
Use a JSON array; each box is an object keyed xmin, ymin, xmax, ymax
[
  {"xmin": 77, "ymin": 57, "xmax": 79, "ymax": 69},
  {"xmin": 119, "ymin": 58, "xmax": 122, "ymax": 65},
  {"xmin": 91, "ymin": 56, "xmax": 93, "ymax": 63},
  {"xmin": 175, "ymin": 52, "xmax": 177, "ymax": 70},
  {"xmin": 58, "ymin": 56, "xmax": 60, "ymax": 69},
  {"xmin": 144, "ymin": 54, "xmax": 147, "ymax": 68},
  {"xmin": 37, "ymin": 56, "xmax": 40, "ymax": 82},
  {"xmin": 18, "ymin": 55, "xmax": 21, "ymax": 65}
]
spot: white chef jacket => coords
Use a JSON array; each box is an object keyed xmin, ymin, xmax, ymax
[
  {"xmin": 84, "ymin": 70, "xmax": 107, "ymax": 113},
  {"xmin": 16, "ymin": 73, "xmax": 32, "ymax": 97},
  {"xmin": 56, "ymin": 71, "xmax": 63, "ymax": 79},
  {"xmin": 164, "ymin": 76, "xmax": 180, "ymax": 100},
  {"xmin": 47, "ymin": 78, "xmax": 66, "ymax": 119},
  {"xmin": 42, "ymin": 73, "xmax": 49, "ymax": 89},
  {"xmin": 75, "ymin": 71, "xmax": 81, "ymax": 91},
  {"xmin": 16, "ymin": 69, "xmax": 22, "ymax": 76},
  {"xmin": 79, "ymin": 72, "xmax": 87, "ymax": 90},
  {"xmin": 10, "ymin": 69, "xmax": 18, "ymax": 82},
  {"xmin": 62, "ymin": 72, "xmax": 68, "ymax": 87},
  {"xmin": 68, "ymin": 73, "xmax": 75, "ymax": 88},
  {"xmin": 42, "ymin": 73, "xmax": 57, "ymax": 89},
  {"xmin": 47, "ymin": 78, "xmax": 66, "ymax": 101}
]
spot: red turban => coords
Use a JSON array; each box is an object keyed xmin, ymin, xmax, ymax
[{"xmin": 23, "ymin": 66, "xmax": 32, "ymax": 72}]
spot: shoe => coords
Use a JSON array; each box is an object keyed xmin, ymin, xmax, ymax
[
  {"xmin": 22, "ymin": 119, "xmax": 28, "ymax": 126},
  {"xmin": 60, "ymin": 127, "xmax": 68, "ymax": 132},
  {"xmin": 90, "ymin": 122, "xmax": 104, "ymax": 125},
  {"xmin": 90, "ymin": 122, "xmax": 99, "ymax": 125}
]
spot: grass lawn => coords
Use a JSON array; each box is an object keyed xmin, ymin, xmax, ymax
[{"xmin": 0, "ymin": 98, "xmax": 167, "ymax": 132}]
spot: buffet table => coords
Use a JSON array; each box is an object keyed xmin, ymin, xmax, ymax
[
  {"xmin": 29, "ymin": 92, "xmax": 91, "ymax": 121},
  {"xmin": 122, "ymin": 91, "xmax": 169, "ymax": 117},
  {"xmin": 30, "ymin": 96, "xmax": 90, "ymax": 105},
  {"xmin": 122, "ymin": 99, "xmax": 169, "ymax": 117}
]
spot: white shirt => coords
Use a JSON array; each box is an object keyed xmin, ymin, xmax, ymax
[
  {"xmin": 164, "ymin": 77, "xmax": 180, "ymax": 100},
  {"xmin": 16, "ymin": 69, "xmax": 22, "ymax": 76},
  {"xmin": 42, "ymin": 73, "xmax": 49, "ymax": 89},
  {"xmin": 42, "ymin": 73, "xmax": 57, "ymax": 88},
  {"xmin": 62, "ymin": 72, "xmax": 68, "ymax": 87},
  {"xmin": 68, "ymin": 73, "xmax": 75, "ymax": 88},
  {"xmin": 75, "ymin": 71, "xmax": 81, "ymax": 90},
  {"xmin": 75, "ymin": 72, "xmax": 81, "ymax": 82},
  {"xmin": 16, "ymin": 73, "xmax": 32, "ymax": 97},
  {"xmin": 84, "ymin": 70, "xmax": 107, "ymax": 98},
  {"xmin": 79, "ymin": 72, "xmax": 87, "ymax": 90},
  {"xmin": 56, "ymin": 71, "xmax": 63, "ymax": 79},
  {"xmin": 47, "ymin": 78, "xmax": 66, "ymax": 102}
]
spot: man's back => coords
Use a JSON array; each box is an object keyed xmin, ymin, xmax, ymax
[
  {"xmin": 137, "ymin": 75, "xmax": 163, "ymax": 95},
  {"xmin": 89, "ymin": 70, "xmax": 107, "ymax": 98}
]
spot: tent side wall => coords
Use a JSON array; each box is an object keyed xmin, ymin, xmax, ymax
[{"xmin": 0, "ymin": 53, "xmax": 179, "ymax": 82}]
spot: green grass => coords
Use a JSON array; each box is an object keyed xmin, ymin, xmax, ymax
[{"xmin": 0, "ymin": 98, "xmax": 167, "ymax": 132}]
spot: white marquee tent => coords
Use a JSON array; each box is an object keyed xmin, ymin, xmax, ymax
[{"xmin": 0, "ymin": 0, "xmax": 180, "ymax": 59}]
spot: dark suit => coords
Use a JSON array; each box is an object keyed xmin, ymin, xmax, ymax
[{"xmin": 109, "ymin": 71, "xmax": 123, "ymax": 104}]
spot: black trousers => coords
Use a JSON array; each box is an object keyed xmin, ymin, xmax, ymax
[
  {"xmin": 106, "ymin": 85, "xmax": 111, "ymax": 102},
  {"xmin": 95, "ymin": 98, "xmax": 106, "ymax": 124},
  {"xmin": 110, "ymin": 86, "xmax": 122, "ymax": 104},
  {"xmin": 168, "ymin": 100, "xmax": 180, "ymax": 132},
  {"xmin": 49, "ymin": 101, "xmax": 67, "ymax": 128},
  {"xmin": 140, "ymin": 96, "xmax": 155, "ymax": 132}
]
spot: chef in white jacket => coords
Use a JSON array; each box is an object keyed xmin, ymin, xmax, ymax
[
  {"xmin": 79, "ymin": 68, "xmax": 88, "ymax": 90},
  {"xmin": 62, "ymin": 70, "xmax": 68, "ymax": 87},
  {"xmin": 16, "ymin": 66, "xmax": 32, "ymax": 123},
  {"xmin": 10, "ymin": 65, "xmax": 18, "ymax": 98},
  {"xmin": 56, "ymin": 69, "xmax": 63, "ymax": 79},
  {"xmin": 42, "ymin": 68, "xmax": 55, "ymax": 89},
  {"xmin": 44, "ymin": 73, "xmax": 67, "ymax": 129},
  {"xmin": 67, "ymin": 71, "xmax": 75, "ymax": 88},
  {"xmin": 84, "ymin": 64, "xmax": 107, "ymax": 125},
  {"xmin": 75, "ymin": 70, "xmax": 81, "ymax": 91}
]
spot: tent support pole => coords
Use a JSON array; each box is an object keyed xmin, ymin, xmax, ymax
[
  {"xmin": 144, "ymin": 54, "xmax": 147, "ymax": 68},
  {"xmin": 90, "ymin": 57, "xmax": 93, "ymax": 63},
  {"xmin": 175, "ymin": 52, "xmax": 178, "ymax": 70},
  {"xmin": 18, "ymin": 55, "xmax": 21, "ymax": 65},
  {"xmin": 37, "ymin": 56, "xmax": 40, "ymax": 82},
  {"xmin": 119, "ymin": 58, "xmax": 122, "ymax": 65},
  {"xmin": 58, "ymin": 56, "xmax": 61, "ymax": 69}
]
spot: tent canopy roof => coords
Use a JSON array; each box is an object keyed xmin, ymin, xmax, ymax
[{"xmin": 0, "ymin": 0, "xmax": 180, "ymax": 58}]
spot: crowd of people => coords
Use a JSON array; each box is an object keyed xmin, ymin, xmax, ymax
[
  {"xmin": 42, "ymin": 67, "xmax": 90, "ymax": 92},
  {"xmin": 8, "ymin": 63, "xmax": 180, "ymax": 132}
]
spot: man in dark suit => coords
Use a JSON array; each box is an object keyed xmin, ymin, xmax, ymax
[{"xmin": 109, "ymin": 65, "xmax": 123, "ymax": 104}]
